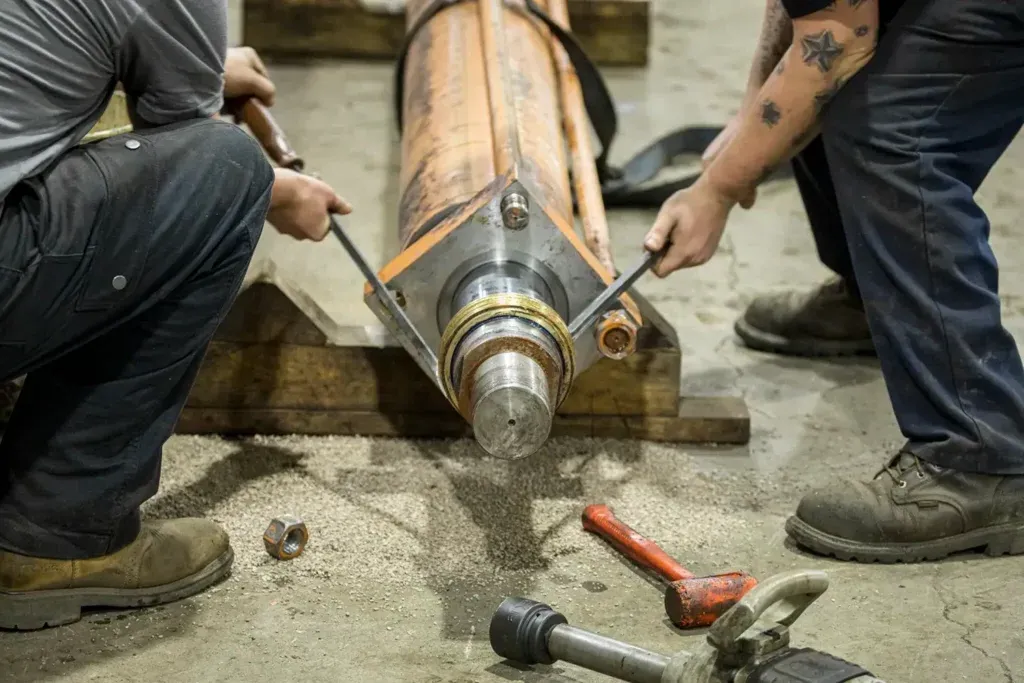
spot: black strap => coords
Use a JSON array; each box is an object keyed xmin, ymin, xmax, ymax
[{"xmin": 393, "ymin": 0, "xmax": 791, "ymax": 209}]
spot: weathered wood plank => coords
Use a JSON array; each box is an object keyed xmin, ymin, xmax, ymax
[
  {"xmin": 242, "ymin": 0, "xmax": 650, "ymax": 66},
  {"xmin": 176, "ymin": 396, "xmax": 751, "ymax": 444},
  {"xmin": 178, "ymin": 252, "xmax": 750, "ymax": 443},
  {"xmin": 186, "ymin": 339, "xmax": 682, "ymax": 417}
]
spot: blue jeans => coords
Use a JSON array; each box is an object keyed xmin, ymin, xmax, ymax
[
  {"xmin": 791, "ymin": 0, "xmax": 1024, "ymax": 474},
  {"xmin": 0, "ymin": 118, "xmax": 274, "ymax": 558}
]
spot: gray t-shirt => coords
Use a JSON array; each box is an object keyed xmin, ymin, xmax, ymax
[{"xmin": 0, "ymin": 0, "xmax": 228, "ymax": 207}]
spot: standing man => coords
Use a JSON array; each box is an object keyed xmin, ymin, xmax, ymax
[
  {"xmin": 0, "ymin": 0, "xmax": 350, "ymax": 629},
  {"xmin": 644, "ymin": 0, "xmax": 1024, "ymax": 563}
]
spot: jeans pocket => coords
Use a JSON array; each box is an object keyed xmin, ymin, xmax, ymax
[
  {"xmin": 0, "ymin": 251, "xmax": 94, "ymax": 378},
  {"xmin": 74, "ymin": 133, "xmax": 158, "ymax": 313}
]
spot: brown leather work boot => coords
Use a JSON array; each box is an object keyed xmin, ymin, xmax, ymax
[
  {"xmin": 734, "ymin": 277, "xmax": 875, "ymax": 356},
  {"xmin": 0, "ymin": 518, "xmax": 233, "ymax": 630},
  {"xmin": 785, "ymin": 452, "xmax": 1024, "ymax": 563}
]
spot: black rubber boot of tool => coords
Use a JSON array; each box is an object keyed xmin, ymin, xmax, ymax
[{"xmin": 489, "ymin": 597, "xmax": 567, "ymax": 665}]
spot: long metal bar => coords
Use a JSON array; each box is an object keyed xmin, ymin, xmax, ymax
[
  {"xmin": 547, "ymin": 0, "xmax": 615, "ymax": 274},
  {"xmin": 567, "ymin": 247, "xmax": 663, "ymax": 340},
  {"xmin": 546, "ymin": 623, "xmax": 672, "ymax": 683},
  {"xmin": 328, "ymin": 216, "xmax": 440, "ymax": 383}
]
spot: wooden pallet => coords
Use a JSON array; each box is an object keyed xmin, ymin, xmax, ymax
[
  {"xmin": 242, "ymin": 0, "xmax": 650, "ymax": 66},
  {"xmin": 176, "ymin": 257, "xmax": 750, "ymax": 445}
]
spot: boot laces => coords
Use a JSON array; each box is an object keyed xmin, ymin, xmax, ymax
[{"xmin": 879, "ymin": 452, "xmax": 927, "ymax": 488}]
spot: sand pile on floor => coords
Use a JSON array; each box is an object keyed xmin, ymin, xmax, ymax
[{"xmin": 143, "ymin": 434, "xmax": 795, "ymax": 604}]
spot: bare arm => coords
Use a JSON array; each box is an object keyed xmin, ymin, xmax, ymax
[
  {"xmin": 703, "ymin": 1, "xmax": 793, "ymax": 167},
  {"xmin": 705, "ymin": 0, "xmax": 879, "ymax": 203},
  {"xmin": 742, "ymin": 0, "xmax": 793, "ymax": 109}
]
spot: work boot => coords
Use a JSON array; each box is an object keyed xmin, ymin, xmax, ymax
[
  {"xmin": 785, "ymin": 452, "xmax": 1024, "ymax": 563},
  {"xmin": 734, "ymin": 277, "xmax": 875, "ymax": 356},
  {"xmin": 0, "ymin": 518, "xmax": 233, "ymax": 630}
]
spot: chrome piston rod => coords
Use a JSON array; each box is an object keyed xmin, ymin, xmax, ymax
[{"xmin": 445, "ymin": 260, "xmax": 566, "ymax": 460}]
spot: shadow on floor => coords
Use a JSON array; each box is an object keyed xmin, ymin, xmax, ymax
[
  {"xmin": 318, "ymin": 434, "xmax": 655, "ymax": 642},
  {"xmin": 143, "ymin": 439, "xmax": 305, "ymax": 519}
]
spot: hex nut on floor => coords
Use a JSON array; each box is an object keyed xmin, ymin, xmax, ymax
[{"xmin": 263, "ymin": 515, "xmax": 309, "ymax": 560}]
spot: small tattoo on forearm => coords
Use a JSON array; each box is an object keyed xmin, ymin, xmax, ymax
[
  {"xmin": 855, "ymin": 24, "xmax": 870, "ymax": 37},
  {"xmin": 801, "ymin": 30, "xmax": 844, "ymax": 72},
  {"xmin": 760, "ymin": 100, "xmax": 782, "ymax": 127},
  {"xmin": 848, "ymin": 0, "xmax": 867, "ymax": 7},
  {"xmin": 775, "ymin": 59, "xmax": 785, "ymax": 75}
]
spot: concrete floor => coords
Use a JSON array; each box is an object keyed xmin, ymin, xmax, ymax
[{"xmin": 3, "ymin": 1, "xmax": 1024, "ymax": 682}]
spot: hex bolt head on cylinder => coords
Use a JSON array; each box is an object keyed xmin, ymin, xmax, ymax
[{"xmin": 500, "ymin": 193, "xmax": 530, "ymax": 230}]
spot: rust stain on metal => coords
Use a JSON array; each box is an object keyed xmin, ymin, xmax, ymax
[
  {"xmin": 399, "ymin": 0, "xmax": 496, "ymax": 245},
  {"xmin": 597, "ymin": 309, "xmax": 638, "ymax": 360},
  {"xmin": 455, "ymin": 334, "xmax": 562, "ymax": 419}
]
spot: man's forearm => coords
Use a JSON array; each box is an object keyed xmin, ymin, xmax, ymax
[
  {"xmin": 706, "ymin": 1, "xmax": 879, "ymax": 203},
  {"xmin": 270, "ymin": 167, "xmax": 294, "ymax": 211},
  {"xmin": 743, "ymin": 0, "xmax": 793, "ymax": 105}
]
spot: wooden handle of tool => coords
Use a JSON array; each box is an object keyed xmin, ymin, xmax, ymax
[
  {"xmin": 582, "ymin": 504, "xmax": 694, "ymax": 583},
  {"xmin": 231, "ymin": 98, "xmax": 304, "ymax": 172}
]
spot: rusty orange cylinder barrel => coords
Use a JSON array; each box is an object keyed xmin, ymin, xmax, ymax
[
  {"xmin": 398, "ymin": 0, "xmax": 495, "ymax": 246},
  {"xmin": 398, "ymin": 0, "xmax": 573, "ymax": 248},
  {"xmin": 376, "ymin": 0, "xmax": 637, "ymax": 459}
]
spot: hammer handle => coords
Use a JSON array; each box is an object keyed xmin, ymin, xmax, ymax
[
  {"xmin": 230, "ymin": 97, "xmax": 304, "ymax": 172},
  {"xmin": 582, "ymin": 504, "xmax": 694, "ymax": 583}
]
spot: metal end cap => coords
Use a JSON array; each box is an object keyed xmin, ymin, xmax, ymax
[
  {"xmin": 471, "ymin": 352, "xmax": 553, "ymax": 460},
  {"xmin": 489, "ymin": 597, "xmax": 566, "ymax": 666}
]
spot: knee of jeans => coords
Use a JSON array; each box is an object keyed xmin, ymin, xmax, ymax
[
  {"xmin": 179, "ymin": 120, "xmax": 274, "ymax": 204},
  {"xmin": 186, "ymin": 121, "xmax": 274, "ymax": 245}
]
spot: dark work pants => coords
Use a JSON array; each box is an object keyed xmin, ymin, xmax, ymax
[
  {"xmin": 789, "ymin": 0, "xmax": 1024, "ymax": 474},
  {"xmin": 0, "ymin": 118, "xmax": 274, "ymax": 559}
]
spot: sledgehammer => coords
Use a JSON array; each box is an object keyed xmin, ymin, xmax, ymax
[
  {"xmin": 582, "ymin": 504, "xmax": 758, "ymax": 629},
  {"xmin": 225, "ymin": 97, "xmax": 305, "ymax": 171}
]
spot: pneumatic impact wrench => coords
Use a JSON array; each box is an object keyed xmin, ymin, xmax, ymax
[{"xmin": 489, "ymin": 569, "xmax": 887, "ymax": 683}]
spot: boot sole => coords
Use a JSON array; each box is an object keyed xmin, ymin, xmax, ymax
[
  {"xmin": 785, "ymin": 516, "xmax": 1024, "ymax": 563},
  {"xmin": 734, "ymin": 318, "xmax": 876, "ymax": 357},
  {"xmin": 0, "ymin": 547, "xmax": 234, "ymax": 631}
]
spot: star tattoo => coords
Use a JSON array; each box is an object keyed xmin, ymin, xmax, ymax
[
  {"xmin": 760, "ymin": 100, "xmax": 782, "ymax": 127},
  {"xmin": 801, "ymin": 30, "xmax": 844, "ymax": 73}
]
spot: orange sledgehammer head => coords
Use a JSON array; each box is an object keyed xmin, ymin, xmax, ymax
[
  {"xmin": 662, "ymin": 570, "xmax": 759, "ymax": 629},
  {"xmin": 581, "ymin": 504, "xmax": 758, "ymax": 629}
]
